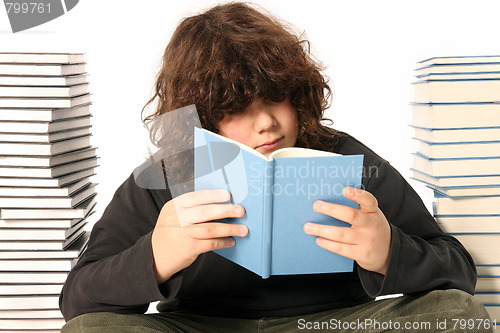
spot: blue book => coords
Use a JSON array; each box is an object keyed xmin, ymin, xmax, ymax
[{"xmin": 194, "ymin": 127, "xmax": 364, "ymax": 278}]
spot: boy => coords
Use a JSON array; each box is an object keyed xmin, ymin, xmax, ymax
[{"xmin": 60, "ymin": 3, "xmax": 491, "ymax": 332}]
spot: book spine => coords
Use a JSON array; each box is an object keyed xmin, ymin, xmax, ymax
[{"xmin": 261, "ymin": 159, "xmax": 274, "ymax": 278}]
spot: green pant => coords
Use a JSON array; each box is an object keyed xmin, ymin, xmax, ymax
[{"xmin": 61, "ymin": 289, "xmax": 494, "ymax": 332}]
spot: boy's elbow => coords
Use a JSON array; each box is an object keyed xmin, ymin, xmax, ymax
[
  {"xmin": 58, "ymin": 282, "xmax": 103, "ymax": 322},
  {"xmin": 59, "ymin": 285, "xmax": 151, "ymax": 322},
  {"xmin": 59, "ymin": 285, "xmax": 85, "ymax": 322}
]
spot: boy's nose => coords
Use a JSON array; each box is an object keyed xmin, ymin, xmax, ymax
[{"xmin": 254, "ymin": 109, "xmax": 277, "ymax": 133}]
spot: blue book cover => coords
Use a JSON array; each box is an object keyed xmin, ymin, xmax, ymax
[{"xmin": 194, "ymin": 127, "xmax": 364, "ymax": 278}]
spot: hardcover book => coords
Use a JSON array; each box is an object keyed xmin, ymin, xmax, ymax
[
  {"xmin": 0, "ymin": 178, "xmax": 91, "ymax": 197},
  {"xmin": 415, "ymin": 63, "xmax": 500, "ymax": 76},
  {"xmin": 0, "ymin": 115, "xmax": 91, "ymax": 133},
  {"xmin": 0, "ymin": 219, "xmax": 87, "ymax": 241},
  {"xmin": 429, "ymin": 185, "xmax": 500, "ymax": 198},
  {"xmin": 0, "ymin": 83, "xmax": 88, "ymax": 97},
  {"xmin": 0, "ymin": 168, "xmax": 96, "ymax": 187},
  {"xmin": 0, "ymin": 272, "xmax": 69, "ymax": 284},
  {"xmin": 0, "ymin": 195, "xmax": 96, "ymax": 220},
  {"xmin": 411, "ymin": 102, "xmax": 500, "ymax": 129},
  {"xmin": 413, "ymin": 79, "xmax": 500, "ymax": 103},
  {"xmin": 194, "ymin": 127, "xmax": 364, "ymax": 278},
  {"xmin": 0, "ymin": 63, "xmax": 86, "ymax": 76},
  {"xmin": 474, "ymin": 292, "xmax": 500, "ymax": 305},
  {"xmin": 0, "ymin": 147, "xmax": 96, "ymax": 167},
  {"xmin": 476, "ymin": 277, "xmax": 500, "ymax": 292},
  {"xmin": 0, "ymin": 317, "xmax": 65, "ymax": 331},
  {"xmin": 0, "ymin": 52, "xmax": 85, "ymax": 64},
  {"xmin": 477, "ymin": 265, "xmax": 500, "ymax": 277},
  {"xmin": 0, "ymin": 281, "xmax": 66, "ymax": 296},
  {"xmin": 0, "ymin": 213, "xmax": 93, "ymax": 229},
  {"xmin": 437, "ymin": 216, "xmax": 500, "ymax": 233},
  {"xmin": 410, "ymin": 168, "xmax": 500, "ymax": 188},
  {"xmin": 0, "ymin": 232, "xmax": 89, "ymax": 259},
  {"xmin": 0, "ymin": 127, "xmax": 91, "ymax": 143},
  {"xmin": 416, "ymin": 139, "xmax": 500, "ymax": 159},
  {"xmin": 0, "ymin": 74, "xmax": 88, "ymax": 87},
  {"xmin": 0, "ymin": 309, "xmax": 65, "ymax": 320},
  {"xmin": 418, "ymin": 55, "xmax": 500, "ymax": 67},
  {"xmin": 0, "ymin": 135, "xmax": 92, "ymax": 156},
  {"xmin": 453, "ymin": 233, "xmax": 500, "ymax": 266},
  {"xmin": 434, "ymin": 195, "xmax": 500, "ymax": 216},
  {"xmin": 0, "ymin": 227, "xmax": 86, "ymax": 250},
  {"xmin": 0, "ymin": 157, "xmax": 98, "ymax": 178},
  {"xmin": 417, "ymin": 72, "xmax": 500, "ymax": 80},
  {"xmin": 0, "ymin": 93, "xmax": 90, "ymax": 108},
  {"xmin": 0, "ymin": 295, "xmax": 60, "ymax": 310},
  {"xmin": 412, "ymin": 126, "xmax": 500, "ymax": 144},
  {"xmin": 411, "ymin": 153, "xmax": 500, "ymax": 177},
  {"xmin": 0, "ymin": 104, "xmax": 90, "ymax": 122},
  {"xmin": 0, "ymin": 183, "xmax": 96, "ymax": 209}
]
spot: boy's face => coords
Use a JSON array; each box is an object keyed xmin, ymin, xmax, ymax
[{"xmin": 218, "ymin": 98, "xmax": 299, "ymax": 158}]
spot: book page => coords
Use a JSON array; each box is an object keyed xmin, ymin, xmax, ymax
[
  {"xmin": 270, "ymin": 147, "xmax": 340, "ymax": 159},
  {"xmin": 270, "ymin": 154, "xmax": 363, "ymax": 275}
]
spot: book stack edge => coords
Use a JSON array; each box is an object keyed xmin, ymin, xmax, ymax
[
  {"xmin": 411, "ymin": 55, "xmax": 500, "ymax": 321},
  {"xmin": 0, "ymin": 52, "xmax": 97, "ymax": 332}
]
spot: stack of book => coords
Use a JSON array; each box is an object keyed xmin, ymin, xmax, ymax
[
  {"xmin": 411, "ymin": 55, "xmax": 500, "ymax": 322},
  {"xmin": 0, "ymin": 53, "xmax": 97, "ymax": 332}
]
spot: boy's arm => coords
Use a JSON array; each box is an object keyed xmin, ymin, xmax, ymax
[
  {"xmin": 357, "ymin": 160, "xmax": 476, "ymax": 297},
  {"xmin": 59, "ymin": 171, "xmax": 176, "ymax": 321}
]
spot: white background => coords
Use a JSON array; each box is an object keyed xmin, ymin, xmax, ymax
[{"xmin": 2, "ymin": 0, "xmax": 500, "ymax": 222}]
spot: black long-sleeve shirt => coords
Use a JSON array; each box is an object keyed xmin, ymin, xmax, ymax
[{"xmin": 59, "ymin": 133, "xmax": 477, "ymax": 321}]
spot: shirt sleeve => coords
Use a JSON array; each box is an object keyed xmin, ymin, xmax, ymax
[
  {"xmin": 59, "ymin": 171, "xmax": 182, "ymax": 321},
  {"xmin": 357, "ymin": 159, "xmax": 477, "ymax": 297}
]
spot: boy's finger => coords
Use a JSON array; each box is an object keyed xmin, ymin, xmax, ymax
[
  {"xmin": 189, "ymin": 222, "xmax": 248, "ymax": 239},
  {"xmin": 342, "ymin": 187, "xmax": 379, "ymax": 213},
  {"xmin": 191, "ymin": 237, "xmax": 237, "ymax": 255},
  {"xmin": 314, "ymin": 237, "xmax": 358, "ymax": 261},
  {"xmin": 304, "ymin": 223, "xmax": 357, "ymax": 245},
  {"xmin": 181, "ymin": 204, "xmax": 245, "ymax": 226},
  {"xmin": 313, "ymin": 200, "xmax": 367, "ymax": 227},
  {"xmin": 175, "ymin": 190, "xmax": 231, "ymax": 208}
]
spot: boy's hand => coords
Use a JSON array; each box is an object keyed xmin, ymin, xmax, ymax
[
  {"xmin": 304, "ymin": 187, "xmax": 391, "ymax": 275},
  {"xmin": 152, "ymin": 189, "xmax": 247, "ymax": 284}
]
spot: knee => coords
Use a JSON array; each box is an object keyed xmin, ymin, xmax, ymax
[
  {"xmin": 426, "ymin": 289, "xmax": 490, "ymax": 320},
  {"xmin": 61, "ymin": 312, "xmax": 110, "ymax": 332},
  {"xmin": 61, "ymin": 312, "xmax": 177, "ymax": 333},
  {"xmin": 61, "ymin": 312, "xmax": 142, "ymax": 333}
]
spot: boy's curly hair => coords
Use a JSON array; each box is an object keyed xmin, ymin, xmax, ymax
[{"xmin": 142, "ymin": 2, "xmax": 340, "ymax": 152}]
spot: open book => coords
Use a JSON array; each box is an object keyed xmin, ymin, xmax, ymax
[{"xmin": 194, "ymin": 127, "xmax": 364, "ymax": 278}]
